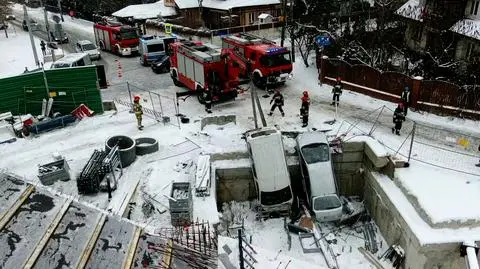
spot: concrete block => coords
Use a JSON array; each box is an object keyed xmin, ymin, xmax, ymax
[
  {"xmin": 364, "ymin": 143, "xmax": 388, "ymax": 169},
  {"xmin": 333, "ymin": 161, "xmax": 363, "ymax": 173},
  {"xmin": 200, "ymin": 115, "xmax": 236, "ymax": 130},
  {"xmin": 332, "ymin": 151, "xmax": 364, "ymax": 163},
  {"xmin": 342, "ymin": 142, "xmax": 365, "ymax": 152}
]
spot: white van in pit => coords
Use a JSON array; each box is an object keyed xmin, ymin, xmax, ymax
[
  {"xmin": 296, "ymin": 131, "xmax": 343, "ymax": 222},
  {"xmin": 245, "ymin": 127, "xmax": 293, "ymax": 216}
]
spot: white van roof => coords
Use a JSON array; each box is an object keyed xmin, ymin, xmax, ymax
[
  {"xmin": 54, "ymin": 53, "xmax": 89, "ymax": 64},
  {"xmin": 246, "ymin": 127, "xmax": 291, "ymax": 192}
]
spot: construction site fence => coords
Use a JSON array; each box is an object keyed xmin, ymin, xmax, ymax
[
  {"xmin": 109, "ymin": 81, "xmax": 181, "ymax": 128},
  {"xmin": 319, "ymin": 56, "xmax": 480, "ymax": 120},
  {"xmin": 336, "ymin": 105, "xmax": 480, "ymax": 177}
]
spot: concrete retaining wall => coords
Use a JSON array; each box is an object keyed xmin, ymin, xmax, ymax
[{"xmin": 364, "ymin": 169, "xmax": 465, "ymax": 269}]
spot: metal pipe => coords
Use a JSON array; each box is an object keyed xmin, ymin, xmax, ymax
[
  {"xmin": 24, "ymin": 3, "xmax": 40, "ymax": 66},
  {"xmin": 407, "ymin": 122, "xmax": 416, "ymax": 163}
]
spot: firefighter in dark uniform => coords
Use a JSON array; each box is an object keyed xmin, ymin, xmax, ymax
[
  {"xmin": 392, "ymin": 103, "xmax": 405, "ymax": 135},
  {"xmin": 204, "ymin": 88, "xmax": 212, "ymax": 113},
  {"xmin": 331, "ymin": 77, "xmax": 343, "ymax": 106},
  {"xmin": 300, "ymin": 91, "xmax": 310, "ymax": 127},
  {"xmin": 133, "ymin": 95, "xmax": 144, "ymax": 130},
  {"xmin": 268, "ymin": 90, "xmax": 285, "ymax": 116},
  {"xmin": 401, "ymin": 86, "xmax": 411, "ymax": 116},
  {"xmin": 40, "ymin": 40, "xmax": 46, "ymax": 56}
]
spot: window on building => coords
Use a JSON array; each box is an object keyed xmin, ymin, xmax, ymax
[
  {"xmin": 470, "ymin": 0, "xmax": 480, "ymax": 15},
  {"xmin": 466, "ymin": 42, "xmax": 479, "ymax": 60},
  {"xmin": 249, "ymin": 12, "xmax": 255, "ymax": 24}
]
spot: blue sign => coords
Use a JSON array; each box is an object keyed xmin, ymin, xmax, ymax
[{"xmin": 316, "ymin": 35, "xmax": 332, "ymax": 47}]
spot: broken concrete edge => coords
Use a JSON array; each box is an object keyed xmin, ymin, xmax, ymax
[
  {"xmin": 364, "ymin": 172, "xmax": 466, "ymax": 269},
  {"xmin": 102, "ymin": 100, "xmax": 117, "ymax": 111},
  {"xmin": 200, "ymin": 115, "xmax": 237, "ymax": 131}
]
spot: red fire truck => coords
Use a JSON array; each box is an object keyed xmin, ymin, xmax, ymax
[
  {"xmin": 222, "ymin": 33, "xmax": 293, "ymax": 87},
  {"xmin": 93, "ymin": 19, "xmax": 139, "ymax": 56},
  {"xmin": 169, "ymin": 40, "xmax": 242, "ymax": 103}
]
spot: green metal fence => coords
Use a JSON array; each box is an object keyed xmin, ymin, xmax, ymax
[{"xmin": 0, "ymin": 66, "xmax": 104, "ymax": 116}]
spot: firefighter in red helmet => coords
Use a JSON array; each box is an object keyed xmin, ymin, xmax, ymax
[
  {"xmin": 300, "ymin": 90, "xmax": 310, "ymax": 127},
  {"xmin": 133, "ymin": 95, "xmax": 144, "ymax": 130}
]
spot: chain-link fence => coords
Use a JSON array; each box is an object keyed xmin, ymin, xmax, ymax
[
  {"xmin": 109, "ymin": 82, "xmax": 181, "ymax": 128},
  {"xmin": 335, "ymin": 105, "xmax": 480, "ymax": 177}
]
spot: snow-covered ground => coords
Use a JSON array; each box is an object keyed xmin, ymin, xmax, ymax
[{"xmin": 1, "ymin": 12, "xmax": 480, "ymax": 268}]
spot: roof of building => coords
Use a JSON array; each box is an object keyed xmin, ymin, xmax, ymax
[
  {"xmin": 395, "ymin": 0, "xmax": 424, "ymax": 22},
  {"xmin": 112, "ymin": 0, "xmax": 177, "ymax": 20},
  {"xmin": 258, "ymin": 13, "xmax": 273, "ymax": 19},
  {"xmin": 450, "ymin": 19, "xmax": 480, "ymax": 41},
  {"xmin": 174, "ymin": 0, "xmax": 280, "ymax": 11}
]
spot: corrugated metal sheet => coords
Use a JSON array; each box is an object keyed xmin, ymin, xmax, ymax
[{"xmin": 0, "ymin": 66, "xmax": 103, "ymax": 116}]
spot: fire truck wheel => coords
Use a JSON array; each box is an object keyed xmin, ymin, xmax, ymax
[{"xmin": 197, "ymin": 87, "xmax": 205, "ymax": 104}]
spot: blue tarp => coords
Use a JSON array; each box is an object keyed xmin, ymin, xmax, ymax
[{"xmin": 28, "ymin": 115, "xmax": 77, "ymax": 134}]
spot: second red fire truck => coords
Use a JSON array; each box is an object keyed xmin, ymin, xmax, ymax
[
  {"xmin": 93, "ymin": 19, "xmax": 139, "ymax": 56},
  {"xmin": 169, "ymin": 40, "xmax": 244, "ymax": 103},
  {"xmin": 222, "ymin": 33, "xmax": 293, "ymax": 87}
]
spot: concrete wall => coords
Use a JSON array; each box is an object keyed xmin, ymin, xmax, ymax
[
  {"xmin": 333, "ymin": 142, "xmax": 365, "ymax": 197},
  {"xmin": 364, "ymin": 169, "xmax": 465, "ymax": 269}
]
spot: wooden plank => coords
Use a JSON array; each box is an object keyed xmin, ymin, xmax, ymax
[
  {"xmin": 0, "ymin": 185, "xmax": 34, "ymax": 231},
  {"xmin": 32, "ymin": 202, "xmax": 100, "ymax": 269},
  {"xmin": 76, "ymin": 214, "xmax": 107, "ymax": 269},
  {"xmin": 23, "ymin": 198, "xmax": 73, "ymax": 269},
  {"xmin": 85, "ymin": 216, "xmax": 135, "ymax": 269},
  {"xmin": 0, "ymin": 174, "xmax": 28, "ymax": 223},
  {"xmin": 0, "ymin": 190, "xmax": 65, "ymax": 269},
  {"xmin": 123, "ymin": 227, "xmax": 142, "ymax": 269},
  {"xmin": 162, "ymin": 239, "xmax": 173, "ymax": 268}
]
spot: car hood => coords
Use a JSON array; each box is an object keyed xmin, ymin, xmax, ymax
[{"xmin": 85, "ymin": 49, "xmax": 99, "ymax": 55}]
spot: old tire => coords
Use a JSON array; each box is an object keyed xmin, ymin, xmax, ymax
[
  {"xmin": 135, "ymin": 137, "xmax": 159, "ymax": 156},
  {"xmin": 105, "ymin": 135, "xmax": 136, "ymax": 167},
  {"xmin": 253, "ymin": 73, "xmax": 265, "ymax": 88},
  {"xmin": 171, "ymin": 70, "xmax": 183, "ymax": 86}
]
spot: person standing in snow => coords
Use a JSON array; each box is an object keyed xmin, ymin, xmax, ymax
[
  {"xmin": 40, "ymin": 40, "xmax": 46, "ymax": 56},
  {"xmin": 268, "ymin": 90, "xmax": 285, "ymax": 116},
  {"xmin": 476, "ymin": 145, "xmax": 480, "ymax": 167},
  {"xmin": 204, "ymin": 88, "xmax": 212, "ymax": 113},
  {"xmin": 300, "ymin": 91, "xmax": 310, "ymax": 127},
  {"xmin": 133, "ymin": 95, "xmax": 144, "ymax": 130},
  {"xmin": 331, "ymin": 77, "xmax": 343, "ymax": 106},
  {"xmin": 392, "ymin": 103, "xmax": 405, "ymax": 135},
  {"xmin": 401, "ymin": 86, "xmax": 411, "ymax": 116}
]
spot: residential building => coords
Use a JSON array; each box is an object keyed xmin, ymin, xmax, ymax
[{"xmin": 397, "ymin": 0, "xmax": 480, "ymax": 67}]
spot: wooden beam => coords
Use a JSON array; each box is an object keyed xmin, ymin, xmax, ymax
[
  {"xmin": 123, "ymin": 226, "xmax": 142, "ymax": 269},
  {"xmin": 76, "ymin": 214, "xmax": 107, "ymax": 269},
  {"xmin": 23, "ymin": 198, "xmax": 73, "ymax": 269},
  {"xmin": 0, "ymin": 185, "xmax": 34, "ymax": 231},
  {"xmin": 162, "ymin": 239, "xmax": 173, "ymax": 268}
]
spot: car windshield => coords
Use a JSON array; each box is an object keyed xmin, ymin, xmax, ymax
[
  {"xmin": 301, "ymin": 143, "xmax": 330, "ymax": 164},
  {"xmin": 119, "ymin": 30, "xmax": 138, "ymax": 40},
  {"xmin": 260, "ymin": 186, "xmax": 292, "ymax": 206},
  {"xmin": 313, "ymin": 195, "xmax": 342, "ymax": 211},
  {"xmin": 147, "ymin": 43, "xmax": 164, "ymax": 53},
  {"xmin": 82, "ymin": 44, "xmax": 96, "ymax": 50},
  {"xmin": 259, "ymin": 52, "xmax": 291, "ymax": 67}
]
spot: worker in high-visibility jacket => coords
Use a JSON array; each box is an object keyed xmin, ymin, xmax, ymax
[{"xmin": 133, "ymin": 95, "xmax": 144, "ymax": 130}]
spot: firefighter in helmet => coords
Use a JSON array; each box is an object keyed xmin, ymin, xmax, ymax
[
  {"xmin": 268, "ymin": 90, "xmax": 285, "ymax": 116},
  {"xmin": 204, "ymin": 88, "xmax": 212, "ymax": 113},
  {"xmin": 133, "ymin": 95, "xmax": 144, "ymax": 130},
  {"xmin": 392, "ymin": 103, "xmax": 405, "ymax": 135},
  {"xmin": 331, "ymin": 77, "xmax": 343, "ymax": 106},
  {"xmin": 300, "ymin": 90, "xmax": 310, "ymax": 127}
]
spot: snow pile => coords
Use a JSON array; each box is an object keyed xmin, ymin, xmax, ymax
[
  {"xmin": 196, "ymin": 122, "xmax": 247, "ymax": 154},
  {"xmin": 396, "ymin": 161, "xmax": 480, "ymax": 226},
  {"xmin": 450, "ymin": 19, "xmax": 480, "ymax": 41},
  {"xmin": 396, "ymin": 0, "xmax": 424, "ymax": 22},
  {"xmin": 347, "ymin": 135, "xmax": 390, "ymax": 157},
  {"xmin": 112, "ymin": 0, "xmax": 177, "ymax": 20}
]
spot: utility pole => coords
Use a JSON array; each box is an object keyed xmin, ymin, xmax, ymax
[
  {"xmin": 289, "ymin": 0, "xmax": 295, "ymax": 62},
  {"xmin": 24, "ymin": 3, "xmax": 40, "ymax": 67},
  {"xmin": 280, "ymin": 0, "xmax": 287, "ymax": 47},
  {"xmin": 57, "ymin": 0, "xmax": 64, "ymax": 22},
  {"xmin": 41, "ymin": 0, "xmax": 50, "ymax": 41}
]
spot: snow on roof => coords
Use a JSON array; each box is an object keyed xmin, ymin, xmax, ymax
[
  {"xmin": 175, "ymin": 0, "xmax": 281, "ymax": 10},
  {"xmin": 112, "ymin": 0, "xmax": 177, "ymax": 20},
  {"xmin": 347, "ymin": 135, "xmax": 389, "ymax": 157},
  {"xmin": 373, "ymin": 171, "xmax": 480, "ymax": 245},
  {"xmin": 258, "ymin": 13, "xmax": 272, "ymax": 19},
  {"xmin": 450, "ymin": 19, "xmax": 480, "ymax": 41},
  {"xmin": 396, "ymin": 0, "xmax": 424, "ymax": 22}
]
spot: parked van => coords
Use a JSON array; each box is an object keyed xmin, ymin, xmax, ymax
[
  {"xmin": 296, "ymin": 131, "xmax": 343, "ymax": 222},
  {"xmin": 139, "ymin": 35, "xmax": 177, "ymax": 66},
  {"xmin": 245, "ymin": 127, "xmax": 293, "ymax": 215},
  {"xmin": 51, "ymin": 53, "xmax": 92, "ymax": 69}
]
